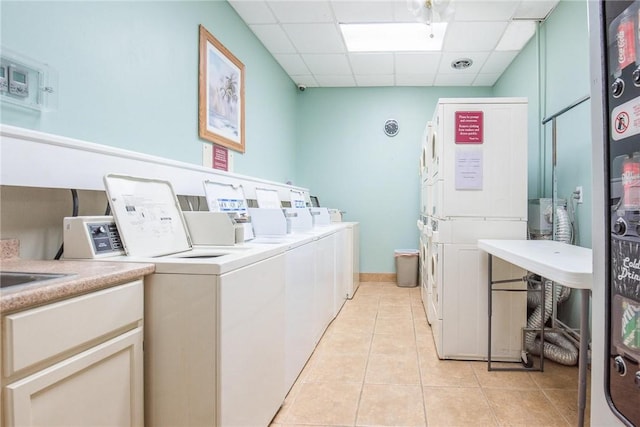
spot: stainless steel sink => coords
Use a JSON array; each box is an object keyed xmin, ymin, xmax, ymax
[{"xmin": 0, "ymin": 272, "xmax": 68, "ymax": 289}]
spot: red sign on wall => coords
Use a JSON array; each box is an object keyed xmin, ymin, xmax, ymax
[
  {"xmin": 213, "ymin": 145, "xmax": 228, "ymax": 171},
  {"xmin": 455, "ymin": 111, "xmax": 484, "ymax": 144}
]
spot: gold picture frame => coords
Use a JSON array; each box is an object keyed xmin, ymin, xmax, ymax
[{"xmin": 198, "ymin": 25, "xmax": 245, "ymax": 153}]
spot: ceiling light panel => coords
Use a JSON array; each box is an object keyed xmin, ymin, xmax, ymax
[
  {"xmin": 443, "ymin": 21, "xmax": 508, "ymax": 51},
  {"xmin": 495, "ymin": 20, "xmax": 536, "ymax": 51},
  {"xmin": 452, "ymin": 1, "xmax": 519, "ymax": 21},
  {"xmin": 331, "ymin": 0, "xmax": 395, "ymax": 23},
  {"xmin": 395, "ymin": 52, "xmax": 442, "ymax": 74},
  {"xmin": 349, "ymin": 53, "xmax": 394, "ymax": 75},
  {"xmin": 340, "ymin": 23, "xmax": 447, "ymax": 52},
  {"xmin": 228, "ymin": 0, "xmax": 277, "ymax": 24},
  {"xmin": 283, "ymin": 23, "xmax": 346, "ymax": 53},
  {"xmin": 268, "ymin": 0, "xmax": 334, "ymax": 23},
  {"xmin": 250, "ymin": 24, "xmax": 297, "ymax": 53},
  {"xmin": 274, "ymin": 53, "xmax": 311, "ymax": 75},
  {"xmin": 302, "ymin": 53, "xmax": 352, "ymax": 75}
]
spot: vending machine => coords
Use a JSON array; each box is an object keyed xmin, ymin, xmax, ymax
[{"xmin": 602, "ymin": 1, "xmax": 640, "ymax": 425}]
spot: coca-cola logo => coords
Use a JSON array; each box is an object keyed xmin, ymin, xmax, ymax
[
  {"xmin": 618, "ymin": 29, "xmax": 627, "ymax": 64},
  {"xmin": 622, "ymin": 169, "xmax": 640, "ymax": 185}
]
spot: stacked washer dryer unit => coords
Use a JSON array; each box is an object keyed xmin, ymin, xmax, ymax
[
  {"xmin": 419, "ymin": 121, "xmax": 434, "ymax": 325},
  {"xmin": 421, "ymin": 98, "xmax": 529, "ymax": 361}
]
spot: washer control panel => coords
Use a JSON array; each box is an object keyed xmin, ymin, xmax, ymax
[{"xmin": 63, "ymin": 216, "xmax": 125, "ymax": 259}]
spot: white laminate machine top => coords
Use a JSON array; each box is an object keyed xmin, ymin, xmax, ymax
[{"xmin": 477, "ymin": 239, "xmax": 593, "ymax": 290}]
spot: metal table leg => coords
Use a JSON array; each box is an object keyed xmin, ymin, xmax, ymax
[{"xmin": 577, "ymin": 288, "xmax": 590, "ymax": 427}]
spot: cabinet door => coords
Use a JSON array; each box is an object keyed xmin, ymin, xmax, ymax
[{"xmin": 4, "ymin": 327, "xmax": 143, "ymax": 427}]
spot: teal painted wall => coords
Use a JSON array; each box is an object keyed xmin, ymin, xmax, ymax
[
  {"xmin": 0, "ymin": 1, "xmax": 297, "ymax": 183},
  {"xmin": 495, "ymin": 0, "xmax": 591, "ymax": 249},
  {"xmin": 494, "ymin": 0, "xmax": 590, "ymax": 329},
  {"xmin": 1, "ymin": 0, "xmax": 592, "ymax": 289},
  {"xmin": 295, "ymin": 86, "xmax": 492, "ymax": 273}
]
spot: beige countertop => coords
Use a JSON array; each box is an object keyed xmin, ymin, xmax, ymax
[{"xmin": 1, "ymin": 245, "xmax": 155, "ymax": 314}]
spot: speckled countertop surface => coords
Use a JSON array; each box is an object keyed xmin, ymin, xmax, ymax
[{"xmin": 0, "ymin": 239, "xmax": 155, "ymax": 314}]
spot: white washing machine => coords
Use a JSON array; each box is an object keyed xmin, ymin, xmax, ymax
[
  {"xmin": 427, "ymin": 217, "xmax": 527, "ymax": 361},
  {"xmin": 64, "ymin": 174, "xmax": 289, "ymax": 427}
]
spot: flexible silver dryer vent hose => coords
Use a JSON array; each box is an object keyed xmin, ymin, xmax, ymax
[
  {"xmin": 525, "ymin": 279, "xmax": 578, "ymax": 365},
  {"xmin": 525, "ymin": 204, "xmax": 578, "ymax": 365},
  {"xmin": 554, "ymin": 205, "xmax": 573, "ymax": 244}
]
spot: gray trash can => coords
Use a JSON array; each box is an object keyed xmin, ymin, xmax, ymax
[{"xmin": 395, "ymin": 249, "xmax": 419, "ymax": 287}]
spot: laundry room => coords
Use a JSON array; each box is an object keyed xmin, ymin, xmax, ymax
[{"xmin": 0, "ymin": 0, "xmax": 632, "ymax": 426}]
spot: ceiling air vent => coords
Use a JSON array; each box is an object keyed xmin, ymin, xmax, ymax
[{"xmin": 451, "ymin": 58, "xmax": 473, "ymax": 70}]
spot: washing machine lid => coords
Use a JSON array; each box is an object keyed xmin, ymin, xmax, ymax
[
  {"xmin": 255, "ymin": 187, "xmax": 281, "ymax": 209},
  {"xmin": 104, "ymin": 174, "xmax": 192, "ymax": 257},
  {"xmin": 203, "ymin": 180, "xmax": 249, "ymax": 214}
]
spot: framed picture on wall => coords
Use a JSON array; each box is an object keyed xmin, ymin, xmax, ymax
[{"xmin": 198, "ymin": 24, "xmax": 245, "ymax": 153}]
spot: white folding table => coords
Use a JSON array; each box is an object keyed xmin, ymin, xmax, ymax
[{"xmin": 478, "ymin": 239, "xmax": 592, "ymax": 427}]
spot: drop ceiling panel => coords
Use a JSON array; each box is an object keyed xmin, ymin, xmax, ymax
[
  {"xmin": 443, "ymin": 21, "xmax": 509, "ymax": 51},
  {"xmin": 395, "ymin": 53, "xmax": 442, "ymax": 75},
  {"xmin": 473, "ymin": 73, "xmax": 501, "ymax": 86},
  {"xmin": 453, "ymin": 1, "xmax": 519, "ymax": 21},
  {"xmin": 274, "ymin": 53, "xmax": 311, "ymax": 75},
  {"xmin": 393, "ymin": 1, "xmax": 418, "ymax": 22},
  {"xmin": 331, "ymin": 1, "xmax": 395, "ymax": 23},
  {"xmin": 250, "ymin": 24, "xmax": 296, "ymax": 53},
  {"xmin": 314, "ymin": 74, "xmax": 357, "ymax": 86},
  {"xmin": 228, "ymin": 0, "xmax": 277, "ymax": 24},
  {"xmin": 396, "ymin": 74, "xmax": 436, "ymax": 86},
  {"xmin": 356, "ymin": 75, "xmax": 395, "ymax": 86},
  {"xmin": 513, "ymin": 0, "xmax": 558, "ymax": 20},
  {"xmin": 349, "ymin": 53, "xmax": 394, "ymax": 75},
  {"xmin": 479, "ymin": 51, "xmax": 519, "ymax": 74},
  {"xmin": 268, "ymin": 0, "xmax": 334, "ymax": 23},
  {"xmin": 230, "ymin": 0, "xmax": 558, "ymax": 87},
  {"xmin": 302, "ymin": 54, "xmax": 352, "ymax": 75},
  {"xmin": 291, "ymin": 75, "xmax": 319, "ymax": 87},
  {"xmin": 434, "ymin": 73, "xmax": 477, "ymax": 86},
  {"xmin": 282, "ymin": 23, "xmax": 346, "ymax": 53}
]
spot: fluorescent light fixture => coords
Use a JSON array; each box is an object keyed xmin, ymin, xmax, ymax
[
  {"xmin": 495, "ymin": 20, "xmax": 537, "ymax": 51},
  {"xmin": 340, "ymin": 23, "xmax": 447, "ymax": 52}
]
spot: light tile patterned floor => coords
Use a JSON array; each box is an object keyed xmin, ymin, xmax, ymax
[{"xmin": 270, "ymin": 281, "xmax": 590, "ymax": 427}]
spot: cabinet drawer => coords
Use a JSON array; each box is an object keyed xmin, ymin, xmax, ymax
[{"xmin": 3, "ymin": 280, "xmax": 143, "ymax": 376}]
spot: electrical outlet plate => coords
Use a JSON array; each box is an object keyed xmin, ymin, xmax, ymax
[{"xmin": 575, "ymin": 186, "xmax": 583, "ymax": 204}]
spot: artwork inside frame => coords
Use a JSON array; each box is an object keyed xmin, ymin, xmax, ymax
[{"xmin": 198, "ymin": 24, "xmax": 245, "ymax": 153}]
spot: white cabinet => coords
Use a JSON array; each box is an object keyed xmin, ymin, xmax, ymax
[{"xmin": 2, "ymin": 280, "xmax": 144, "ymax": 427}]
